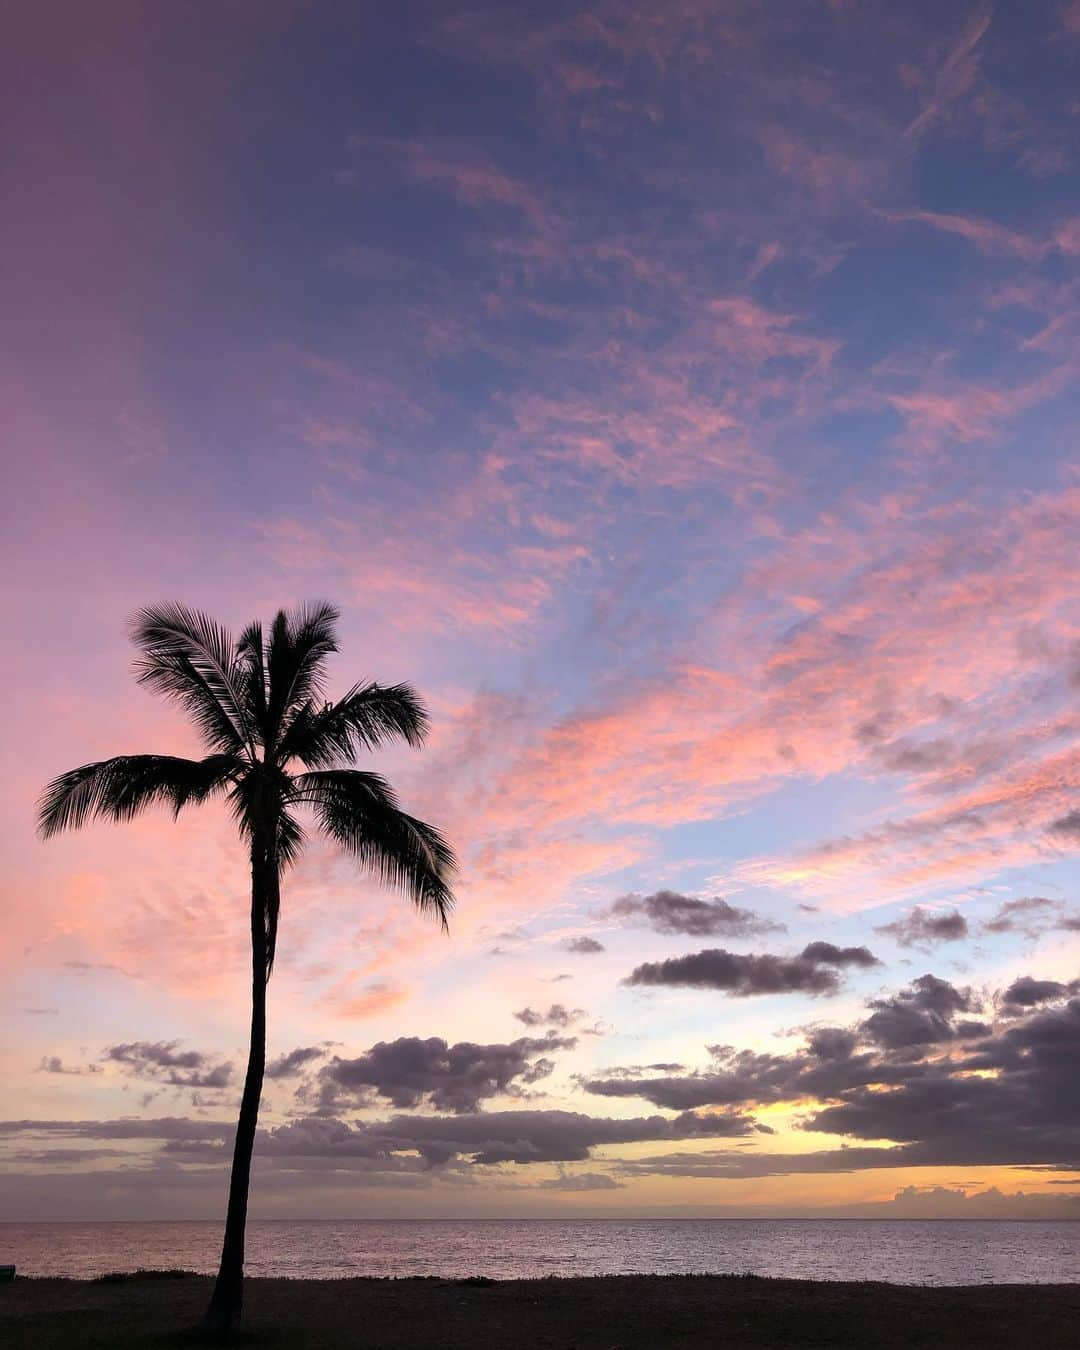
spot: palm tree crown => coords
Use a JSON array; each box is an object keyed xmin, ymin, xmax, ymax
[{"xmin": 38, "ymin": 601, "xmax": 454, "ymax": 971}]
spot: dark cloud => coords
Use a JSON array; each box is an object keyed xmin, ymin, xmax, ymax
[
  {"xmin": 805, "ymin": 996, "xmax": 1080, "ymax": 1164},
  {"xmin": 610, "ymin": 1145, "xmax": 900, "ymax": 1179},
  {"xmin": 103, "ymin": 1041, "xmax": 234, "ymax": 1090},
  {"xmin": 624, "ymin": 942, "xmax": 878, "ymax": 997},
  {"xmin": 0, "ymin": 1103, "xmax": 759, "ymax": 1177},
  {"xmin": 582, "ymin": 1028, "xmax": 877, "ymax": 1112},
  {"xmin": 586, "ymin": 977, "xmax": 990, "ymax": 1111},
  {"xmin": 1048, "ymin": 810, "xmax": 1080, "ymax": 839},
  {"xmin": 861, "ymin": 974, "xmax": 987, "ymax": 1049},
  {"xmin": 398, "ymin": 1109, "xmax": 751, "ymax": 1166},
  {"xmin": 266, "ymin": 1046, "xmax": 326, "ymax": 1079},
  {"xmin": 316, "ymin": 1034, "xmax": 577, "ymax": 1114},
  {"xmin": 535, "ymin": 1172, "xmax": 623, "ymax": 1191},
  {"xmin": 872, "ymin": 735, "xmax": 963, "ymax": 774},
  {"xmin": 806, "ymin": 1026, "xmax": 859, "ymax": 1060},
  {"xmin": 876, "ymin": 907, "xmax": 968, "ymax": 948},
  {"xmin": 613, "ymin": 1146, "xmax": 1080, "ymax": 1197},
  {"xmin": 4, "ymin": 1147, "xmax": 129, "ymax": 1166},
  {"xmin": 1002, "ymin": 976, "xmax": 1080, "ymax": 1010},
  {"xmin": 513, "ymin": 1004, "xmax": 585, "ymax": 1030},
  {"xmin": 982, "ymin": 896, "xmax": 1062, "ymax": 937},
  {"xmin": 0, "ymin": 1117, "xmax": 234, "ymax": 1141},
  {"xmin": 800, "ymin": 942, "xmax": 880, "ymax": 968},
  {"xmin": 869, "ymin": 732, "xmax": 1024, "ymax": 789},
  {"xmin": 610, "ymin": 890, "xmax": 783, "ymax": 938},
  {"xmin": 586, "ymin": 975, "xmax": 1080, "ymax": 1175},
  {"xmin": 7, "ymin": 974, "xmax": 1080, "ymax": 1188},
  {"xmin": 23, "ymin": 1007, "xmax": 58, "ymax": 1015},
  {"xmin": 37, "ymin": 1057, "xmax": 100, "ymax": 1076},
  {"xmin": 562, "ymin": 936, "xmax": 604, "ymax": 954},
  {"xmin": 253, "ymin": 1107, "xmax": 758, "ymax": 1167}
]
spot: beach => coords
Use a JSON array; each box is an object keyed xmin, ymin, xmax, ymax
[{"xmin": 3, "ymin": 1271, "xmax": 1078, "ymax": 1348}]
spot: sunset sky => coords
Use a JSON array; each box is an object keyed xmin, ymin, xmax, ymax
[{"xmin": 3, "ymin": 0, "xmax": 1080, "ymax": 1221}]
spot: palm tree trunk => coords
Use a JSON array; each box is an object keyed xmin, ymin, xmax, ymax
[{"xmin": 206, "ymin": 839, "xmax": 274, "ymax": 1333}]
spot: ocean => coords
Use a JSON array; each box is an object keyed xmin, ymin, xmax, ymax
[{"xmin": 2, "ymin": 1219, "xmax": 1077, "ymax": 1285}]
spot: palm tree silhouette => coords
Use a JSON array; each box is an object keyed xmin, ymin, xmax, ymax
[{"xmin": 37, "ymin": 603, "xmax": 455, "ymax": 1331}]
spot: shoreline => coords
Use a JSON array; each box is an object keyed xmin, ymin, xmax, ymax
[
  {"xmin": 6, "ymin": 1213, "xmax": 1080, "ymax": 1222},
  {"xmin": 4, "ymin": 1271, "xmax": 1079, "ymax": 1347}
]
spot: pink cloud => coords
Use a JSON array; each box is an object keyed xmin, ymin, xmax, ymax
[
  {"xmin": 867, "ymin": 342, "xmax": 1077, "ymax": 458},
  {"xmin": 490, "ymin": 293, "xmax": 836, "ymax": 501},
  {"xmin": 753, "ymin": 736, "xmax": 1080, "ymax": 904},
  {"xmin": 880, "ymin": 207, "xmax": 1080, "ymax": 265},
  {"xmin": 887, "ymin": 386, "xmax": 1013, "ymax": 446},
  {"xmin": 878, "ymin": 207, "xmax": 1046, "ymax": 262},
  {"xmin": 437, "ymin": 481, "xmax": 1080, "ymax": 913},
  {"xmin": 1053, "ymin": 217, "xmax": 1080, "ymax": 254},
  {"xmin": 757, "ymin": 126, "xmax": 885, "ymax": 207},
  {"xmin": 903, "ymin": 5, "xmax": 993, "ymax": 141},
  {"xmin": 349, "ymin": 135, "xmax": 554, "ymax": 232},
  {"xmin": 322, "ymin": 979, "xmax": 411, "ymax": 1021}
]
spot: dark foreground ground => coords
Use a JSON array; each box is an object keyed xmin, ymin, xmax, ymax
[{"xmin": 3, "ymin": 1271, "xmax": 1078, "ymax": 1349}]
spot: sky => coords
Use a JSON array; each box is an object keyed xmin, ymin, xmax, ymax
[{"xmin": 2, "ymin": 0, "xmax": 1079, "ymax": 1222}]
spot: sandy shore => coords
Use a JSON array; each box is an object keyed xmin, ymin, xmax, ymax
[{"xmin": 2, "ymin": 1270, "xmax": 1078, "ymax": 1347}]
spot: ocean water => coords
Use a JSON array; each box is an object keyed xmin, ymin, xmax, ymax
[{"xmin": 2, "ymin": 1219, "xmax": 1078, "ymax": 1285}]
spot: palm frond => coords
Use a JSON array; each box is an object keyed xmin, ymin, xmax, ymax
[
  {"xmin": 296, "ymin": 770, "xmax": 455, "ymax": 928},
  {"xmin": 236, "ymin": 620, "xmax": 268, "ymax": 744},
  {"xmin": 265, "ymin": 603, "xmax": 339, "ymax": 747},
  {"xmin": 131, "ymin": 605, "xmax": 251, "ymax": 754},
  {"xmin": 276, "ymin": 809, "xmax": 305, "ymax": 868},
  {"xmin": 37, "ymin": 755, "xmax": 240, "ymax": 838},
  {"xmin": 279, "ymin": 682, "xmax": 429, "ymax": 768}
]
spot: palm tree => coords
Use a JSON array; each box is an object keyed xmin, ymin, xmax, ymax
[{"xmin": 37, "ymin": 603, "xmax": 455, "ymax": 1332}]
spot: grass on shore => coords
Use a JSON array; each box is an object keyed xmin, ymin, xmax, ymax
[{"xmin": 3, "ymin": 1269, "xmax": 1079, "ymax": 1348}]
